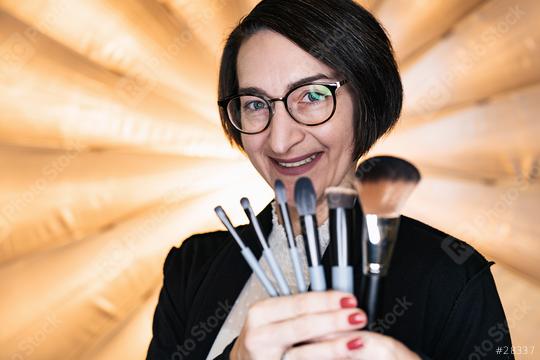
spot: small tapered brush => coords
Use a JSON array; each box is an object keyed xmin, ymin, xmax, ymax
[
  {"xmin": 214, "ymin": 206, "xmax": 278, "ymax": 297},
  {"xmin": 294, "ymin": 177, "xmax": 326, "ymax": 292},
  {"xmin": 241, "ymin": 197, "xmax": 291, "ymax": 296}
]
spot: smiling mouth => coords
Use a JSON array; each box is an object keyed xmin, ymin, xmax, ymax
[{"xmin": 273, "ymin": 152, "xmax": 321, "ymax": 168}]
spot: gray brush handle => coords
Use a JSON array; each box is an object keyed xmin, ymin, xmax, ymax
[
  {"xmin": 332, "ymin": 266, "xmax": 354, "ymax": 293},
  {"xmin": 309, "ymin": 265, "xmax": 327, "ymax": 292},
  {"xmin": 264, "ymin": 249, "xmax": 291, "ymax": 296},
  {"xmin": 241, "ymin": 248, "xmax": 278, "ymax": 297},
  {"xmin": 290, "ymin": 247, "xmax": 307, "ymax": 293}
]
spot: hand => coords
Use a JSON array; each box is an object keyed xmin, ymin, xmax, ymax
[
  {"xmin": 230, "ymin": 291, "xmax": 367, "ymax": 360},
  {"xmin": 356, "ymin": 331, "xmax": 421, "ymax": 359},
  {"xmin": 283, "ymin": 330, "xmax": 421, "ymax": 359}
]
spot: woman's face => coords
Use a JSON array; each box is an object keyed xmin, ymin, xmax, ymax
[{"xmin": 237, "ymin": 30, "xmax": 356, "ymax": 206}]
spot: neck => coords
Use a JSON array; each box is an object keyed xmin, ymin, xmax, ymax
[
  {"xmin": 280, "ymin": 200, "xmax": 329, "ymax": 237},
  {"xmin": 276, "ymin": 167, "xmax": 356, "ymax": 236}
]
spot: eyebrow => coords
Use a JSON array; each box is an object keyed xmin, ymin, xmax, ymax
[{"xmin": 238, "ymin": 73, "xmax": 331, "ymax": 97}]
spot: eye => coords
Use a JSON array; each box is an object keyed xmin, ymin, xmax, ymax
[
  {"xmin": 243, "ymin": 100, "xmax": 268, "ymax": 111},
  {"xmin": 298, "ymin": 85, "xmax": 332, "ymax": 104},
  {"xmin": 304, "ymin": 91, "xmax": 328, "ymax": 102}
]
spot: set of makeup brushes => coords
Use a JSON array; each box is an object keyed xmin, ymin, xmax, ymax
[{"xmin": 215, "ymin": 156, "xmax": 420, "ymax": 325}]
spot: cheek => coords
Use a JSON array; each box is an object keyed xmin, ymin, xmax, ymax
[
  {"xmin": 241, "ymin": 134, "xmax": 255, "ymax": 153},
  {"xmin": 336, "ymin": 97, "xmax": 356, "ymax": 149},
  {"xmin": 321, "ymin": 105, "xmax": 356, "ymax": 152},
  {"xmin": 241, "ymin": 134, "xmax": 266, "ymax": 163}
]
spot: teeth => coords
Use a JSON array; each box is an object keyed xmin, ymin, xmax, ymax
[{"xmin": 278, "ymin": 154, "xmax": 318, "ymax": 168}]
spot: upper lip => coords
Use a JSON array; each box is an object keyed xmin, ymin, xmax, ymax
[{"xmin": 270, "ymin": 152, "xmax": 321, "ymax": 163}]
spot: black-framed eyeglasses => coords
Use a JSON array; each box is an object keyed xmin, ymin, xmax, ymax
[{"xmin": 217, "ymin": 79, "xmax": 348, "ymax": 134}]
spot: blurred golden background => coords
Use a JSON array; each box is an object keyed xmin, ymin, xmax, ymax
[{"xmin": 0, "ymin": 0, "xmax": 539, "ymax": 359}]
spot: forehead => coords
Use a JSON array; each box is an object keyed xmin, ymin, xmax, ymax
[{"xmin": 236, "ymin": 30, "xmax": 337, "ymax": 95}]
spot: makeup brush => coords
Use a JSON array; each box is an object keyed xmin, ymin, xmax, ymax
[
  {"xmin": 275, "ymin": 180, "xmax": 307, "ymax": 293},
  {"xmin": 294, "ymin": 177, "xmax": 326, "ymax": 292},
  {"xmin": 355, "ymin": 156, "xmax": 421, "ymax": 217},
  {"xmin": 326, "ymin": 187, "xmax": 357, "ymax": 294},
  {"xmin": 241, "ymin": 197, "xmax": 291, "ymax": 296},
  {"xmin": 214, "ymin": 206, "xmax": 278, "ymax": 297},
  {"xmin": 354, "ymin": 155, "xmax": 421, "ymax": 326}
]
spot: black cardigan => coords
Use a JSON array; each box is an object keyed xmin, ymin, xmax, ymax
[{"xmin": 147, "ymin": 202, "xmax": 513, "ymax": 359}]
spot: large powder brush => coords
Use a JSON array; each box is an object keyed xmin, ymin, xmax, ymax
[{"xmin": 354, "ymin": 156, "xmax": 421, "ymax": 325}]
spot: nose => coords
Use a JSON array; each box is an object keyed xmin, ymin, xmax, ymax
[{"xmin": 267, "ymin": 101, "xmax": 304, "ymax": 155}]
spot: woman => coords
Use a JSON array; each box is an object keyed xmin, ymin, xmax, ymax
[{"xmin": 148, "ymin": 0, "xmax": 512, "ymax": 359}]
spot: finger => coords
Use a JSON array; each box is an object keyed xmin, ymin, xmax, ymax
[
  {"xmin": 346, "ymin": 330, "xmax": 397, "ymax": 359},
  {"xmin": 246, "ymin": 291, "xmax": 358, "ymax": 328},
  {"xmin": 262, "ymin": 308, "xmax": 367, "ymax": 347},
  {"xmin": 285, "ymin": 331, "xmax": 365, "ymax": 360},
  {"xmin": 307, "ymin": 330, "xmax": 351, "ymax": 343}
]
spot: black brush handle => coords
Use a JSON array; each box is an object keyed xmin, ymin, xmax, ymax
[{"xmin": 364, "ymin": 274, "xmax": 382, "ymax": 329}]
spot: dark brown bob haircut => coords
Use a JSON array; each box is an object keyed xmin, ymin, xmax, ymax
[{"xmin": 218, "ymin": 0, "xmax": 403, "ymax": 161}]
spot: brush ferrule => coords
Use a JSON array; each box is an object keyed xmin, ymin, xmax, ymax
[
  {"xmin": 326, "ymin": 187, "xmax": 357, "ymax": 209},
  {"xmin": 362, "ymin": 215, "xmax": 401, "ymax": 276},
  {"xmin": 329, "ymin": 207, "xmax": 354, "ymax": 268}
]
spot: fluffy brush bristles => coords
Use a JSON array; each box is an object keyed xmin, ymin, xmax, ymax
[
  {"xmin": 275, "ymin": 180, "xmax": 287, "ymax": 204},
  {"xmin": 240, "ymin": 197, "xmax": 259, "ymax": 225},
  {"xmin": 325, "ymin": 187, "xmax": 357, "ymax": 209},
  {"xmin": 294, "ymin": 177, "xmax": 317, "ymax": 216},
  {"xmin": 240, "ymin": 197, "xmax": 251, "ymax": 211},
  {"xmin": 214, "ymin": 206, "xmax": 245, "ymax": 249}
]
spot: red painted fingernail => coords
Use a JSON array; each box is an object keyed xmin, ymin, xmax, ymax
[
  {"xmin": 340, "ymin": 296, "xmax": 357, "ymax": 309},
  {"xmin": 348, "ymin": 312, "xmax": 366, "ymax": 325},
  {"xmin": 347, "ymin": 337, "xmax": 364, "ymax": 350}
]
